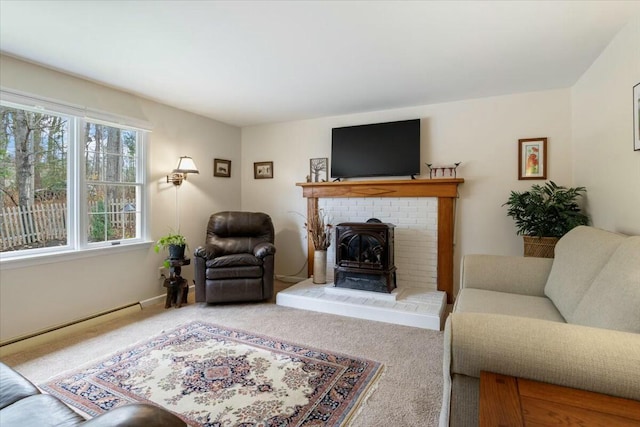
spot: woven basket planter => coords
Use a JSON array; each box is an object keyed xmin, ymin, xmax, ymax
[{"xmin": 523, "ymin": 236, "xmax": 559, "ymax": 258}]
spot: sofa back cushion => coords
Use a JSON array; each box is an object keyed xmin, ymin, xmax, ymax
[
  {"xmin": 544, "ymin": 226, "xmax": 625, "ymax": 320},
  {"xmin": 571, "ymin": 236, "xmax": 640, "ymax": 332}
]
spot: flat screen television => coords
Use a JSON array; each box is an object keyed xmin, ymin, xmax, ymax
[{"xmin": 331, "ymin": 119, "xmax": 420, "ymax": 179}]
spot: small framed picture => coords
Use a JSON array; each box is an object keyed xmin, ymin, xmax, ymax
[
  {"xmin": 254, "ymin": 161, "xmax": 273, "ymax": 179},
  {"xmin": 309, "ymin": 158, "xmax": 328, "ymax": 182},
  {"xmin": 518, "ymin": 137, "xmax": 547, "ymax": 180},
  {"xmin": 213, "ymin": 158, "xmax": 231, "ymax": 177},
  {"xmin": 634, "ymin": 82, "xmax": 639, "ymax": 151}
]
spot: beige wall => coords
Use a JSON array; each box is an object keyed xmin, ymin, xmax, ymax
[
  {"xmin": 0, "ymin": 55, "xmax": 242, "ymax": 342},
  {"xmin": 241, "ymin": 89, "xmax": 574, "ymax": 286},
  {"xmin": 2, "ymin": 15, "xmax": 637, "ymax": 341},
  {"xmin": 572, "ymin": 16, "xmax": 640, "ymax": 235}
]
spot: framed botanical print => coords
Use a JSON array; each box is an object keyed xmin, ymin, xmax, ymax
[{"xmin": 518, "ymin": 138, "xmax": 547, "ymax": 180}]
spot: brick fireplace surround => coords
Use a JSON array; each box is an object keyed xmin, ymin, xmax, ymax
[{"xmin": 276, "ymin": 179, "xmax": 464, "ymax": 330}]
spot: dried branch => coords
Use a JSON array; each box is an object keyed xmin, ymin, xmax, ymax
[{"xmin": 306, "ymin": 208, "xmax": 333, "ymax": 250}]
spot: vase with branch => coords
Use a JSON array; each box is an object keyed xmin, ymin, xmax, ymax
[{"xmin": 306, "ymin": 208, "xmax": 333, "ymax": 284}]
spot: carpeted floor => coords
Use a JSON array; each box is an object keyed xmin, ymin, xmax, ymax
[{"xmin": 1, "ymin": 282, "xmax": 444, "ymax": 426}]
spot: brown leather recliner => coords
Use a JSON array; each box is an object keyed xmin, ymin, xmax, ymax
[{"xmin": 194, "ymin": 211, "xmax": 276, "ymax": 303}]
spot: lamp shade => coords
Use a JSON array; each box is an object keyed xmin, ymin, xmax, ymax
[{"xmin": 174, "ymin": 156, "xmax": 199, "ymax": 174}]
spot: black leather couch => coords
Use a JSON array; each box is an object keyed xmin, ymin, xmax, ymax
[
  {"xmin": 0, "ymin": 361, "xmax": 186, "ymax": 426},
  {"xmin": 194, "ymin": 211, "xmax": 276, "ymax": 303}
]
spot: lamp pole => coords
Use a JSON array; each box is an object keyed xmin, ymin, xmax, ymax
[{"xmin": 175, "ymin": 184, "xmax": 180, "ymax": 232}]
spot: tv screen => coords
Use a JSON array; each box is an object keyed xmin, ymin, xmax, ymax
[{"xmin": 331, "ymin": 119, "xmax": 420, "ymax": 179}]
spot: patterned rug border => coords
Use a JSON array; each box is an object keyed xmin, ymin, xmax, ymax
[{"xmin": 40, "ymin": 320, "xmax": 384, "ymax": 426}]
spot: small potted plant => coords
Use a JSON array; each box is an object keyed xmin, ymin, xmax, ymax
[
  {"xmin": 503, "ymin": 181, "xmax": 589, "ymax": 258},
  {"xmin": 154, "ymin": 231, "xmax": 188, "ymax": 267}
]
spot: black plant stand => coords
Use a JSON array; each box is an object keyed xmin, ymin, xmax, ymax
[{"xmin": 163, "ymin": 258, "xmax": 190, "ymax": 308}]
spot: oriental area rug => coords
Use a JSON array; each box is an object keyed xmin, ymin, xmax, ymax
[{"xmin": 41, "ymin": 321, "xmax": 383, "ymax": 426}]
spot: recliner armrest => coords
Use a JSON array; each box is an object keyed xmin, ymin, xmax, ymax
[
  {"xmin": 81, "ymin": 403, "xmax": 186, "ymax": 426},
  {"xmin": 254, "ymin": 242, "xmax": 276, "ymax": 259},
  {"xmin": 194, "ymin": 244, "xmax": 220, "ymax": 260}
]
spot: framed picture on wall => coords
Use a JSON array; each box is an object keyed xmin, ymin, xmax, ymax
[
  {"xmin": 634, "ymin": 82, "xmax": 639, "ymax": 151},
  {"xmin": 309, "ymin": 158, "xmax": 328, "ymax": 182},
  {"xmin": 518, "ymin": 137, "xmax": 547, "ymax": 180},
  {"xmin": 254, "ymin": 161, "xmax": 273, "ymax": 179},
  {"xmin": 213, "ymin": 158, "xmax": 231, "ymax": 177}
]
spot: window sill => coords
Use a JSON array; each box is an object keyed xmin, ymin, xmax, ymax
[{"xmin": 0, "ymin": 241, "xmax": 154, "ymax": 270}]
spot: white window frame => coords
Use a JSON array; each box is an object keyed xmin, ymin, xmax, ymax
[{"xmin": 0, "ymin": 89, "xmax": 151, "ymax": 269}]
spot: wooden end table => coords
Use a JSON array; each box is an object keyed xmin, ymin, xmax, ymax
[
  {"xmin": 479, "ymin": 371, "xmax": 640, "ymax": 426},
  {"xmin": 163, "ymin": 258, "xmax": 190, "ymax": 308}
]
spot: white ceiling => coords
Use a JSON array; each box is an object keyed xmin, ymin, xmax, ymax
[{"xmin": 1, "ymin": 1, "xmax": 639, "ymax": 127}]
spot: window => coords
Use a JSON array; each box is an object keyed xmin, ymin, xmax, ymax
[
  {"xmin": 84, "ymin": 122, "xmax": 142, "ymax": 245},
  {"xmin": 0, "ymin": 92, "xmax": 148, "ymax": 260}
]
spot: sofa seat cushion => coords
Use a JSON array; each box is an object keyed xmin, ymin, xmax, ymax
[
  {"xmin": 544, "ymin": 226, "xmax": 624, "ymax": 320},
  {"xmin": 206, "ymin": 253, "xmax": 261, "ymax": 268},
  {"xmin": 571, "ymin": 236, "xmax": 640, "ymax": 333},
  {"xmin": 1, "ymin": 394, "xmax": 85, "ymax": 427},
  {"xmin": 455, "ymin": 288, "xmax": 566, "ymax": 323}
]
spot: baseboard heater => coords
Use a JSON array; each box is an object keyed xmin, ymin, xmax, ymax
[{"xmin": 0, "ymin": 302, "xmax": 142, "ymax": 357}]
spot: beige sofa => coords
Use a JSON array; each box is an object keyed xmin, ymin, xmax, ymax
[{"xmin": 440, "ymin": 226, "xmax": 640, "ymax": 427}]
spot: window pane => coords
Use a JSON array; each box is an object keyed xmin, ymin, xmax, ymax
[
  {"xmin": 0, "ymin": 106, "xmax": 69, "ymax": 252},
  {"xmin": 85, "ymin": 120, "xmax": 140, "ymax": 245},
  {"xmin": 84, "ymin": 123, "xmax": 137, "ymax": 183},
  {"xmin": 87, "ymin": 183, "xmax": 139, "ymax": 243}
]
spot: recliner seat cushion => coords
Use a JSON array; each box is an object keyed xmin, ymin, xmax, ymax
[
  {"xmin": 206, "ymin": 266, "xmax": 262, "ymax": 280},
  {"xmin": 206, "ymin": 253, "xmax": 262, "ymax": 268}
]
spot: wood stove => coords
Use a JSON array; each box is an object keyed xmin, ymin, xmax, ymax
[{"xmin": 334, "ymin": 219, "xmax": 396, "ymax": 293}]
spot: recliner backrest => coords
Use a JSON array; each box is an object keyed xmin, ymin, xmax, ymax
[{"xmin": 206, "ymin": 211, "xmax": 274, "ymax": 255}]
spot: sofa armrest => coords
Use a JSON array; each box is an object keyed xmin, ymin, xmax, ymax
[
  {"xmin": 81, "ymin": 403, "xmax": 186, "ymax": 427},
  {"xmin": 461, "ymin": 254, "xmax": 553, "ymax": 296},
  {"xmin": 254, "ymin": 242, "xmax": 276, "ymax": 259},
  {"xmin": 445, "ymin": 312, "xmax": 640, "ymax": 400}
]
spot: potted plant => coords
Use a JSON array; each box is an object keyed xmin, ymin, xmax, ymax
[
  {"xmin": 503, "ymin": 181, "xmax": 589, "ymax": 258},
  {"xmin": 154, "ymin": 231, "xmax": 188, "ymax": 267}
]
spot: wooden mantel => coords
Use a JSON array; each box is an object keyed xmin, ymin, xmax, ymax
[{"xmin": 296, "ymin": 178, "xmax": 464, "ymax": 303}]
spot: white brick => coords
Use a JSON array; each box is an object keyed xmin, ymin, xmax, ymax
[{"xmin": 316, "ymin": 196, "xmax": 439, "ymax": 286}]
